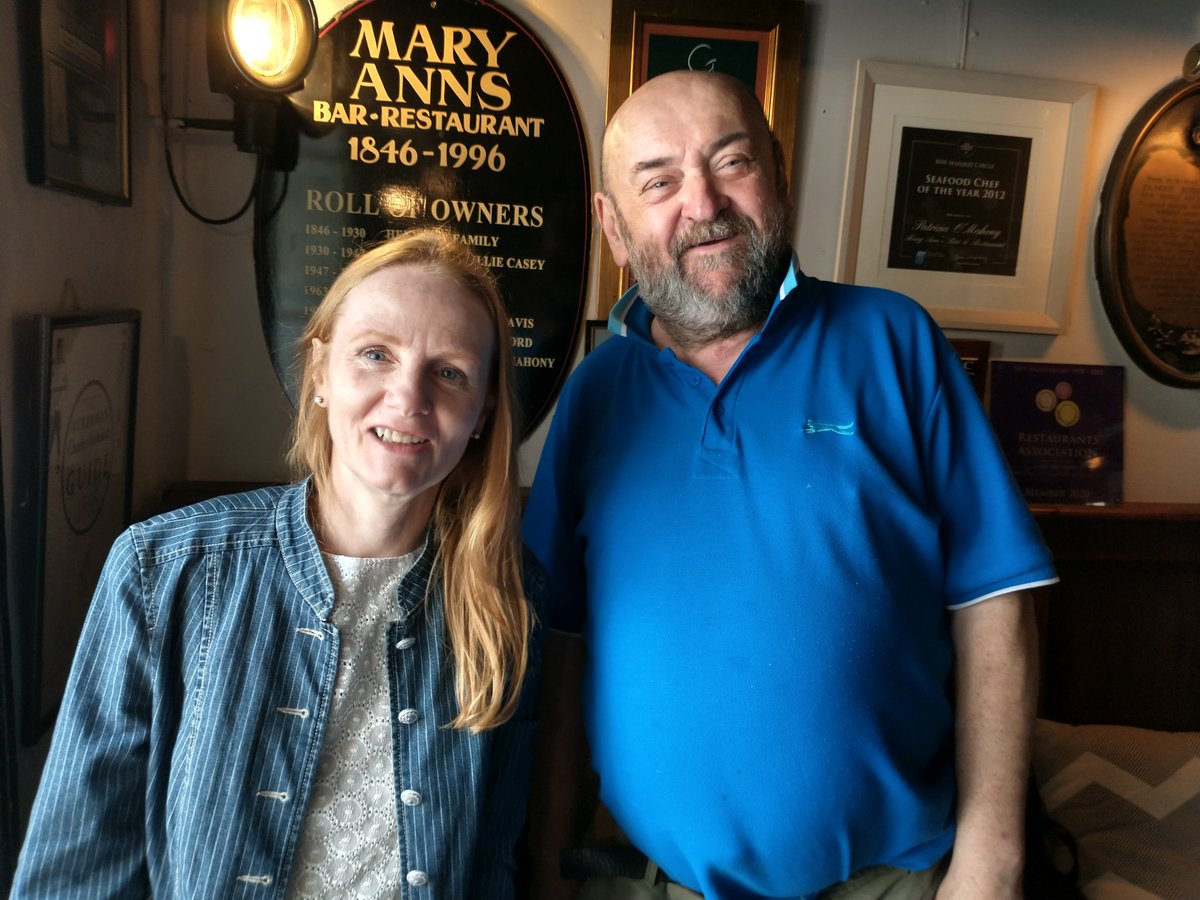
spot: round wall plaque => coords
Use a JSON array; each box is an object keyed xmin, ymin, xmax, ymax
[
  {"xmin": 1095, "ymin": 77, "xmax": 1200, "ymax": 388},
  {"xmin": 254, "ymin": 0, "xmax": 592, "ymax": 435}
]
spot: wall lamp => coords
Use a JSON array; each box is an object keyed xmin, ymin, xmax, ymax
[
  {"xmin": 206, "ymin": 0, "xmax": 318, "ymax": 168},
  {"xmin": 1185, "ymin": 43, "xmax": 1200, "ymax": 82}
]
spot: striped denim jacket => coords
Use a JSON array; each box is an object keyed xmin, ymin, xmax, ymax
[{"xmin": 12, "ymin": 481, "xmax": 543, "ymax": 899}]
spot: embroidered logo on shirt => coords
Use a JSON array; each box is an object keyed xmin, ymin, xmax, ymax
[{"xmin": 804, "ymin": 419, "xmax": 856, "ymax": 436}]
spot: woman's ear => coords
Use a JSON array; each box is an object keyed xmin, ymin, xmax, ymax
[
  {"xmin": 309, "ymin": 337, "xmax": 330, "ymax": 401},
  {"xmin": 473, "ymin": 398, "xmax": 493, "ymax": 438}
]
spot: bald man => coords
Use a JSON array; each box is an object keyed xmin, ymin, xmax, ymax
[{"xmin": 524, "ymin": 71, "xmax": 1056, "ymax": 900}]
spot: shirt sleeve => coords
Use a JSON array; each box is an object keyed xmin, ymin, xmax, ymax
[
  {"xmin": 466, "ymin": 552, "xmax": 547, "ymax": 898},
  {"xmin": 521, "ymin": 403, "xmax": 587, "ymax": 635},
  {"xmin": 11, "ymin": 528, "xmax": 153, "ymax": 898},
  {"xmin": 922, "ymin": 334, "xmax": 1058, "ymax": 608}
]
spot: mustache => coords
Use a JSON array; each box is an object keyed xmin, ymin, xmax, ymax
[{"xmin": 668, "ymin": 213, "xmax": 754, "ymax": 260}]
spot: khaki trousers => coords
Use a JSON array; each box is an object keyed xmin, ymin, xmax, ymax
[{"xmin": 578, "ymin": 855, "xmax": 948, "ymax": 900}]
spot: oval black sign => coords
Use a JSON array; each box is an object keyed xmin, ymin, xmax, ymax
[
  {"xmin": 1095, "ymin": 77, "xmax": 1200, "ymax": 389},
  {"xmin": 254, "ymin": 0, "xmax": 591, "ymax": 435}
]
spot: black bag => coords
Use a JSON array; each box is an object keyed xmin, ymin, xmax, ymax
[{"xmin": 1024, "ymin": 777, "xmax": 1083, "ymax": 899}]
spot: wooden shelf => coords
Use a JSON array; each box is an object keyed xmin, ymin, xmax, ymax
[
  {"xmin": 1032, "ymin": 503, "xmax": 1200, "ymax": 564},
  {"xmin": 1031, "ymin": 502, "xmax": 1200, "ymax": 731}
]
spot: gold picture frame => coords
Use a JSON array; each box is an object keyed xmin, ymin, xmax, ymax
[{"xmin": 598, "ymin": 0, "xmax": 805, "ymax": 317}]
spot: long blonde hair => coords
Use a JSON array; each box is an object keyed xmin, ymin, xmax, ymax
[{"xmin": 288, "ymin": 228, "xmax": 532, "ymax": 731}]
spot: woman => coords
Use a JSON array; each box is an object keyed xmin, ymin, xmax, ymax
[{"xmin": 13, "ymin": 229, "xmax": 543, "ymax": 898}]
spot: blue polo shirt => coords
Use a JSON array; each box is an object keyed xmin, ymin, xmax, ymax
[{"xmin": 523, "ymin": 257, "xmax": 1057, "ymax": 898}]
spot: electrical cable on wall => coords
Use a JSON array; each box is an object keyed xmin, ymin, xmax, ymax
[{"xmin": 157, "ymin": 0, "xmax": 260, "ymax": 225}]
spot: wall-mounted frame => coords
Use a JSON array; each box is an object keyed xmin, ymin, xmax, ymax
[
  {"xmin": 585, "ymin": 319, "xmax": 615, "ymax": 353},
  {"xmin": 947, "ymin": 338, "xmax": 992, "ymax": 404},
  {"xmin": 0, "ymin": 411, "xmax": 17, "ymax": 894},
  {"xmin": 1095, "ymin": 77, "xmax": 1200, "ymax": 389},
  {"xmin": 598, "ymin": 0, "xmax": 805, "ymax": 317},
  {"xmin": 836, "ymin": 61, "xmax": 1095, "ymax": 334},
  {"xmin": 15, "ymin": 312, "xmax": 139, "ymax": 743},
  {"xmin": 17, "ymin": 0, "xmax": 131, "ymax": 204}
]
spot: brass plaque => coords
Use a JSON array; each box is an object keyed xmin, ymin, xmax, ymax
[{"xmin": 1095, "ymin": 78, "xmax": 1200, "ymax": 388}]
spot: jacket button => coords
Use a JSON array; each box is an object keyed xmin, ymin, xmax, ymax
[
  {"xmin": 397, "ymin": 708, "xmax": 420, "ymax": 725},
  {"xmin": 406, "ymin": 870, "xmax": 429, "ymax": 886},
  {"xmin": 400, "ymin": 789, "xmax": 423, "ymax": 806},
  {"xmin": 395, "ymin": 636, "xmax": 416, "ymax": 650}
]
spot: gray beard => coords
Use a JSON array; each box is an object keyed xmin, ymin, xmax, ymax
[{"xmin": 621, "ymin": 204, "xmax": 791, "ymax": 348}]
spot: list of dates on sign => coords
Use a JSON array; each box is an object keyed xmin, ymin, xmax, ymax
[{"xmin": 299, "ymin": 220, "xmax": 550, "ymax": 366}]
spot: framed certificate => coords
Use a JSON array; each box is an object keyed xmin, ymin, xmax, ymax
[
  {"xmin": 837, "ymin": 61, "xmax": 1095, "ymax": 334},
  {"xmin": 17, "ymin": 0, "xmax": 132, "ymax": 204}
]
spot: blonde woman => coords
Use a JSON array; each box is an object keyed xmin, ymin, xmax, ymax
[{"xmin": 14, "ymin": 229, "xmax": 543, "ymax": 899}]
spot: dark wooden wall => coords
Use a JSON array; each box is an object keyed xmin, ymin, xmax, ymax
[{"xmin": 1032, "ymin": 503, "xmax": 1200, "ymax": 732}]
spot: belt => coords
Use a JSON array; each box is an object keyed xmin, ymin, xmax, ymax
[{"xmin": 560, "ymin": 846, "xmax": 674, "ymax": 885}]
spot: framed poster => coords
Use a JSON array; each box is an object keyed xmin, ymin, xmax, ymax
[
  {"xmin": 837, "ymin": 61, "xmax": 1095, "ymax": 334},
  {"xmin": 17, "ymin": 0, "xmax": 131, "ymax": 204},
  {"xmin": 15, "ymin": 312, "xmax": 139, "ymax": 742},
  {"xmin": 597, "ymin": 0, "xmax": 805, "ymax": 315},
  {"xmin": 989, "ymin": 361, "xmax": 1125, "ymax": 506},
  {"xmin": 948, "ymin": 338, "xmax": 992, "ymax": 404},
  {"xmin": 0, "ymin": 414, "xmax": 16, "ymax": 893},
  {"xmin": 1095, "ymin": 77, "xmax": 1200, "ymax": 389},
  {"xmin": 585, "ymin": 319, "xmax": 614, "ymax": 353}
]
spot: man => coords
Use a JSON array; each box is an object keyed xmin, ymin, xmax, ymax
[{"xmin": 523, "ymin": 70, "xmax": 1057, "ymax": 899}]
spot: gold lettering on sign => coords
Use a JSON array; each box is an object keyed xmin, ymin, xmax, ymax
[
  {"xmin": 349, "ymin": 22, "xmax": 516, "ymax": 68},
  {"xmin": 348, "ymin": 21, "xmax": 516, "ymax": 111}
]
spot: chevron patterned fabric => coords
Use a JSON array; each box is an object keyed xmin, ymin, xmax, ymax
[{"xmin": 1033, "ymin": 719, "xmax": 1200, "ymax": 899}]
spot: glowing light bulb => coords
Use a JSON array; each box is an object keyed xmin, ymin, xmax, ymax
[{"xmin": 224, "ymin": 0, "xmax": 315, "ymax": 89}]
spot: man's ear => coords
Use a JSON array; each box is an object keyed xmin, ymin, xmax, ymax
[
  {"xmin": 771, "ymin": 138, "xmax": 790, "ymax": 202},
  {"xmin": 594, "ymin": 192, "xmax": 630, "ymax": 268}
]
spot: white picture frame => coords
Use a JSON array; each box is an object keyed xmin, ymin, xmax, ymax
[{"xmin": 835, "ymin": 61, "xmax": 1095, "ymax": 334}]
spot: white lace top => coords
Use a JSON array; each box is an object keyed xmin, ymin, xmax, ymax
[{"xmin": 286, "ymin": 547, "xmax": 421, "ymax": 899}]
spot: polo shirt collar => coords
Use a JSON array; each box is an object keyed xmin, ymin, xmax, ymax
[{"xmin": 607, "ymin": 251, "xmax": 804, "ymax": 346}]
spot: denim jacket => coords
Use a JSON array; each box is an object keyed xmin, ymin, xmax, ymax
[{"xmin": 12, "ymin": 481, "xmax": 543, "ymax": 899}]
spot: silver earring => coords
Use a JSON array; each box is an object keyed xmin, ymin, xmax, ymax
[
  {"xmin": 313, "ymin": 395, "xmax": 325, "ymax": 406},
  {"xmin": 471, "ymin": 432, "xmax": 481, "ymax": 440}
]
